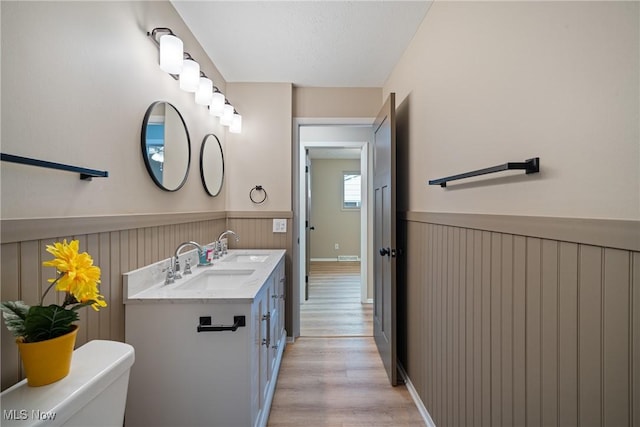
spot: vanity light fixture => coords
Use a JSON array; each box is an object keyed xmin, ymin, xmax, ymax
[
  {"xmin": 209, "ymin": 89, "xmax": 226, "ymax": 117},
  {"xmin": 220, "ymin": 102, "xmax": 235, "ymax": 127},
  {"xmin": 149, "ymin": 28, "xmax": 183, "ymax": 74},
  {"xmin": 160, "ymin": 35, "xmax": 183, "ymax": 74},
  {"xmin": 147, "ymin": 27, "xmax": 242, "ymax": 133},
  {"xmin": 195, "ymin": 75, "xmax": 213, "ymax": 105},
  {"xmin": 179, "ymin": 57, "xmax": 200, "ymax": 92},
  {"xmin": 150, "ymin": 148, "xmax": 165, "ymax": 163},
  {"xmin": 230, "ymin": 110, "xmax": 242, "ymax": 134}
]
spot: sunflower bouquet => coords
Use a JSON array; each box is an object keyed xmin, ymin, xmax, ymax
[{"xmin": 0, "ymin": 239, "xmax": 107, "ymax": 343}]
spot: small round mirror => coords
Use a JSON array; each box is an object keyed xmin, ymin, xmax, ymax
[
  {"xmin": 141, "ymin": 101, "xmax": 191, "ymax": 191},
  {"xmin": 200, "ymin": 134, "xmax": 224, "ymax": 196}
]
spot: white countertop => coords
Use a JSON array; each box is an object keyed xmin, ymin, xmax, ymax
[{"xmin": 123, "ymin": 249, "xmax": 285, "ymax": 304}]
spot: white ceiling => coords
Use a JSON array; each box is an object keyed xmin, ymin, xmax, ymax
[{"xmin": 171, "ymin": 1, "xmax": 432, "ymax": 87}]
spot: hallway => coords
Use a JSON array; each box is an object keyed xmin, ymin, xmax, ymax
[
  {"xmin": 300, "ymin": 261, "xmax": 372, "ymax": 337},
  {"xmin": 267, "ymin": 262, "xmax": 424, "ymax": 426}
]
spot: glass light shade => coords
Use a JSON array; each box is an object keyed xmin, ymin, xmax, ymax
[
  {"xmin": 159, "ymin": 35, "xmax": 183, "ymax": 74},
  {"xmin": 195, "ymin": 77, "xmax": 213, "ymax": 105},
  {"xmin": 209, "ymin": 92, "xmax": 225, "ymax": 117},
  {"xmin": 230, "ymin": 113, "xmax": 242, "ymax": 133},
  {"xmin": 220, "ymin": 104, "xmax": 234, "ymax": 126},
  {"xmin": 151, "ymin": 150, "xmax": 164, "ymax": 163},
  {"xmin": 179, "ymin": 59, "xmax": 200, "ymax": 92}
]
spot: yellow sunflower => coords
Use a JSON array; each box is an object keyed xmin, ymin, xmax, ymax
[{"xmin": 43, "ymin": 239, "xmax": 107, "ymax": 311}]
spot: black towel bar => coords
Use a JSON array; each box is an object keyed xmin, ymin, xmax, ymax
[
  {"xmin": 428, "ymin": 157, "xmax": 539, "ymax": 188},
  {"xmin": 1, "ymin": 153, "xmax": 109, "ymax": 181}
]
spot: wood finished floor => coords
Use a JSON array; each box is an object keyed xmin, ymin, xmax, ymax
[
  {"xmin": 267, "ymin": 262, "xmax": 424, "ymax": 427},
  {"xmin": 300, "ymin": 262, "xmax": 372, "ymax": 337}
]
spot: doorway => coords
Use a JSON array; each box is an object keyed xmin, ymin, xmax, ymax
[
  {"xmin": 302, "ymin": 147, "xmax": 371, "ymax": 336},
  {"xmin": 292, "ymin": 119, "xmax": 373, "ymax": 339}
]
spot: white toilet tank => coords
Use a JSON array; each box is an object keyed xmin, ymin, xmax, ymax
[{"xmin": 1, "ymin": 340, "xmax": 135, "ymax": 427}]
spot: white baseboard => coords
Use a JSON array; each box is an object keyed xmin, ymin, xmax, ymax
[
  {"xmin": 366, "ymin": 298, "xmax": 373, "ymax": 304},
  {"xmin": 310, "ymin": 257, "xmax": 339, "ymax": 262},
  {"xmin": 398, "ymin": 362, "xmax": 436, "ymax": 427}
]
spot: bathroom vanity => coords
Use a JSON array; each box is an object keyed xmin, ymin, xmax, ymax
[{"xmin": 123, "ymin": 249, "xmax": 286, "ymax": 427}]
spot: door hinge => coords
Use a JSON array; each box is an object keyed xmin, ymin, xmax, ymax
[{"xmin": 305, "ymin": 166, "xmax": 309, "ymax": 173}]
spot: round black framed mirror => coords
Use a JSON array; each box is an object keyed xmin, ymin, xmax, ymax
[
  {"xmin": 200, "ymin": 133, "xmax": 224, "ymax": 197},
  {"xmin": 141, "ymin": 101, "xmax": 191, "ymax": 192}
]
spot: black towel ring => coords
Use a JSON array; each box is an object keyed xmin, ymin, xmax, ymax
[{"xmin": 249, "ymin": 185, "xmax": 267, "ymax": 204}]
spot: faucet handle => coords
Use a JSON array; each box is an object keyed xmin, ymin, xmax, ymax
[
  {"xmin": 184, "ymin": 258, "xmax": 192, "ymax": 275},
  {"xmin": 163, "ymin": 262, "xmax": 175, "ymax": 285},
  {"xmin": 173, "ymin": 257, "xmax": 182, "ymax": 280},
  {"xmin": 212, "ymin": 241, "xmax": 221, "ymax": 259}
]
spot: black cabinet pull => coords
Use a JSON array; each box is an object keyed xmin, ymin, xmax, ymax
[{"xmin": 197, "ymin": 315, "xmax": 246, "ymax": 332}]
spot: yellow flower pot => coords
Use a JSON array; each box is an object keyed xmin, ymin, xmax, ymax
[{"xmin": 16, "ymin": 326, "xmax": 78, "ymax": 387}]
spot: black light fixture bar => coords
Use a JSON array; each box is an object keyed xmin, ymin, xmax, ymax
[
  {"xmin": 1, "ymin": 153, "xmax": 109, "ymax": 181},
  {"xmin": 146, "ymin": 27, "xmax": 174, "ymax": 47},
  {"xmin": 428, "ymin": 157, "xmax": 539, "ymax": 188}
]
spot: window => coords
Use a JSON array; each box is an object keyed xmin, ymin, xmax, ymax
[{"xmin": 342, "ymin": 172, "xmax": 361, "ymax": 209}]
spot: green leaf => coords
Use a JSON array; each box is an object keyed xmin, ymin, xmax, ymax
[
  {"xmin": 23, "ymin": 305, "xmax": 78, "ymax": 342},
  {"xmin": 0, "ymin": 301, "xmax": 30, "ymax": 337}
]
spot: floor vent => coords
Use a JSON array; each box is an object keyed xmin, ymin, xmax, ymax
[{"xmin": 337, "ymin": 255, "xmax": 360, "ymax": 262}]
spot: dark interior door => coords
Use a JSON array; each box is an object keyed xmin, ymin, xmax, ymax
[{"xmin": 373, "ymin": 93, "xmax": 397, "ymax": 386}]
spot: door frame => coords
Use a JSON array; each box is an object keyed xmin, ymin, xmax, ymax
[{"xmin": 292, "ymin": 117, "xmax": 373, "ymax": 339}]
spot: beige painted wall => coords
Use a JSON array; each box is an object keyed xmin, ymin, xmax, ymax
[
  {"xmin": 293, "ymin": 87, "xmax": 381, "ymax": 118},
  {"xmin": 310, "ymin": 159, "xmax": 361, "ymax": 259},
  {"xmin": 1, "ymin": 1, "xmax": 227, "ymax": 219},
  {"xmin": 385, "ymin": 1, "xmax": 639, "ymax": 220},
  {"xmin": 225, "ymin": 83, "xmax": 292, "ymax": 212},
  {"xmin": 299, "ymin": 125, "xmax": 374, "ymax": 144}
]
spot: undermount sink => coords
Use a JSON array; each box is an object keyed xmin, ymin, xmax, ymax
[
  {"xmin": 222, "ymin": 254, "xmax": 269, "ymax": 263},
  {"xmin": 174, "ymin": 269, "xmax": 255, "ymax": 291}
]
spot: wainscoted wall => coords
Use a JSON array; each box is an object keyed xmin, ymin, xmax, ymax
[
  {"xmin": 1, "ymin": 211, "xmax": 292, "ymax": 390},
  {"xmin": 398, "ymin": 212, "xmax": 640, "ymax": 427}
]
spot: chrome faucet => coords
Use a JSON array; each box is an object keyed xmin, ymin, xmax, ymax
[
  {"xmin": 217, "ymin": 230, "xmax": 239, "ymax": 255},
  {"xmin": 218, "ymin": 230, "xmax": 240, "ymax": 242},
  {"xmin": 173, "ymin": 241, "xmax": 204, "ymax": 279}
]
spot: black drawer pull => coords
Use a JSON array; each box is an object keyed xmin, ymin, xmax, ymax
[{"xmin": 197, "ymin": 315, "xmax": 246, "ymax": 332}]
